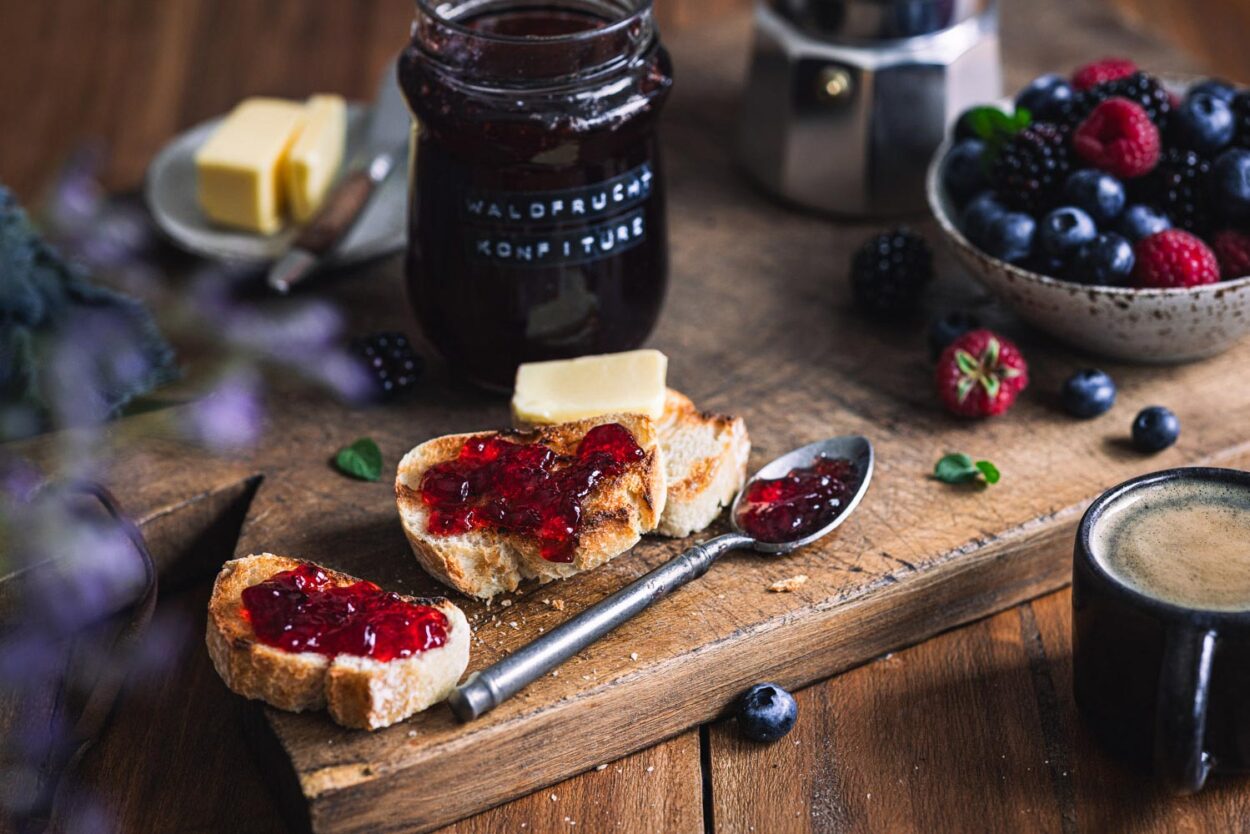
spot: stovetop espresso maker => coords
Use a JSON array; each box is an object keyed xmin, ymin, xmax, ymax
[{"xmin": 737, "ymin": 0, "xmax": 1002, "ymax": 216}]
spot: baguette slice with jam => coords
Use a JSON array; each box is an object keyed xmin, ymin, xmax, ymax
[
  {"xmin": 206, "ymin": 553, "xmax": 470, "ymax": 730},
  {"xmin": 396, "ymin": 414, "xmax": 667, "ymax": 600}
]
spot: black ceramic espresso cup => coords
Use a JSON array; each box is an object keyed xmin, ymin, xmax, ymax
[{"xmin": 1074, "ymin": 467, "xmax": 1250, "ymax": 794}]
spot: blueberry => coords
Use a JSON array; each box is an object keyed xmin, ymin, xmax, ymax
[
  {"xmin": 953, "ymin": 107, "xmax": 981, "ymax": 142},
  {"xmin": 736, "ymin": 683, "xmax": 798, "ymax": 742},
  {"xmin": 1131, "ymin": 406, "xmax": 1180, "ymax": 453},
  {"xmin": 1063, "ymin": 170, "xmax": 1126, "ymax": 225},
  {"xmin": 1172, "ymin": 92, "xmax": 1235, "ymax": 153},
  {"xmin": 1039, "ymin": 207, "xmax": 1097, "ymax": 257},
  {"xmin": 960, "ymin": 191, "xmax": 1006, "ymax": 248},
  {"xmin": 928, "ymin": 310, "xmax": 981, "ymax": 358},
  {"xmin": 1188, "ymin": 79, "xmax": 1237, "ymax": 105},
  {"xmin": 1015, "ymin": 73, "xmax": 1075, "ymax": 122},
  {"xmin": 1116, "ymin": 204, "xmax": 1171, "ymax": 242},
  {"xmin": 943, "ymin": 140, "xmax": 989, "ymax": 206},
  {"xmin": 1020, "ymin": 253, "xmax": 1067, "ymax": 278},
  {"xmin": 1212, "ymin": 148, "xmax": 1250, "ymax": 221},
  {"xmin": 983, "ymin": 211, "xmax": 1036, "ymax": 262},
  {"xmin": 1069, "ymin": 232, "xmax": 1135, "ymax": 285},
  {"xmin": 1061, "ymin": 369, "xmax": 1117, "ymax": 418}
]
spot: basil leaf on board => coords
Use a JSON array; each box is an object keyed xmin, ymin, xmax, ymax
[{"xmin": 335, "ymin": 437, "xmax": 383, "ymax": 482}]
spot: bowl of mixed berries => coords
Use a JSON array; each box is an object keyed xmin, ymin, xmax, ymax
[{"xmin": 927, "ymin": 57, "xmax": 1250, "ymax": 363}]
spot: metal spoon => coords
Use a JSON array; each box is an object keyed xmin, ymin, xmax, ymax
[{"xmin": 447, "ymin": 435, "xmax": 875, "ymax": 722}]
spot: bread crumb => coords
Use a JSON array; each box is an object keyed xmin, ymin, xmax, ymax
[
  {"xmin": 550, "ymin": 793, "xmax": 558, "ymax": 801},
  {"xmin": 629, "ymin": 652, "xmax": 638, "ymax": 661},
  {"xmin": 768, "ymin": 574, "xmax": 808, "ymax": 593},
  {"xmin": 551, "ymin": 599, "xmax": 566, "ymax": 611},
  {"xmin": 552, "ymin": 670, "xmax": 559, "ymax": 677},
  {"xmin": 508, "ymin": 621, "xmax": 519, "ymax": 629},
  {"xmin": 500, "ymin": 599, "xmax": 513, "ymax": 608},
  {"xmin": 408, "ymin": 730, "xmax": 417, "ymax": 738},
  {"xmin": 646, "ymin": 766, "xmax": 654, "ymax": 773},
  {"xmin": 595, "ymin": 764, "xmax": 608, "ymax": 771}
]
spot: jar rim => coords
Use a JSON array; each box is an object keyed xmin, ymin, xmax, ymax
[{"xmin": 413, "ymin": 0, "xmax": 654, "ymax": 44}]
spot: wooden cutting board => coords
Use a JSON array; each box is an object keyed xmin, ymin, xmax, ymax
[{"xmin": 11, "ymin": 6, "xmax": 1227, "ymax": 833}]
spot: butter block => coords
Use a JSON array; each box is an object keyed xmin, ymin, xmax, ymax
[
  {"xmin": 195, "ymin": 97, "xmax": 306, "ymax": 234},
  {"xmin": 512, "ymin": 350, "xmax": 669, "ymax": 425},
  {"xmin": 284, "ymin": 95, "xmax": 346, "ymax": 222}
]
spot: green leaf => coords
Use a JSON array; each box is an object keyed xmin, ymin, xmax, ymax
[
  {"xmin": 934, "ymin": 453, "xmax": 979, "ymax": 484},
  {"xmin": 981, "ymin": 373, "xmax": 1001, "ymax": 400},
  {"xmin": 964, "ymin": 104, "xmax": 1033, "ymax": 161},
  {"xmin": 934, "ymin": 453, "xmax": 1001, "ymax": 486},
  {"xmin": 975, "ymin": 459, "xmax": 1001, "ymax": 484},
  {"xmin": 955, "ymin": 350, "xmax": 980, "ymax": 376},
  {"xmin": 335, "ymin": 437, "xmax": 383, "ymax": 482}
]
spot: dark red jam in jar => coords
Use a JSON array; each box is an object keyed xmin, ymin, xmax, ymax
[
  {"xmin": 399, "ymin": 0, "xmax": 673, "ymax": 388},
  {"xmin": 735, "ymin": 456, "xmax": 859, "ymax": 544},
  {"xmin": 418, "ymin": 422, "xmax": 644, "ymax": 562},
  {"xmin": 240, "ymin": 564, "xmax": 449, "ymax": 662}
]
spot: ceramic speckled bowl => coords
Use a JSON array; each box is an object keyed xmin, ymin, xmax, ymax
[{"xmin": 926, "ymin": 137, "xmax": 1250, "ymax": 364}]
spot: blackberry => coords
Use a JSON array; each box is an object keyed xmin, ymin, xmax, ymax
[
  {"xmin": 1231, "ymin": 91, "xmax": 1250, "ymax": 149},
  {"xmin": 990, "ymin": 122, "xmax": 1072, "ymax": 214},
  {"xmin": 1131, "ymin": 147, "xmax": 1213, "ymax": 235},
  {"xmin": 850, "ymin": 228, "xmax": 932, "ymax": 318},
  {"xmin": 1063, "ymin": 72, "xmax": 1173, "ymax": 129},
  {"xmin": 350, "ymin": 332, "xmax": 424, "ymax": 400}
]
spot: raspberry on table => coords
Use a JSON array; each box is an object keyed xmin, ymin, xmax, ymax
[
  {"xmin": 935, "ymin": 329, "xmax": 1029, "ymax": 418},
  {"xmin": 1071, "ymin": 58, "xmax": 1138, "ymax": 92},
  {"xmin": 849, "ymin": 228, "xmax": 933, "ymax": 318},
  {"xmin": 1073, "ymin": 98, "xmax": 1161, "ymax": 179},
  {"xmin": 1132, "ymin": 229, "xmax": 1220, "ymax": 288},
  {"xmin": 1211, "ymin": 230, "xmax": 1250, "ymax": 280}
]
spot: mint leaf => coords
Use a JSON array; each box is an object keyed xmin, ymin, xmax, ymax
[
  {"xmin": 934, "ymin": 453, "xmax": 1000, "ymax": 486},
  {"xmin": 964, "ymin": 105, "xmax": 1033, "ymax": 161},
  {"xmin": 335, "ymin": 437, "xmax": 383, "ymax": 482},
  {"xmin": 975, "ymin": 459, "xmax": 1001, "ymax": 484},
  {"xmin": 934, "ymin": 453, "xmax": 978, "ymax": 483}
]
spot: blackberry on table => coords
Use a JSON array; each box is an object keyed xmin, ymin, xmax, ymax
[
  {"xmin": 850, "ymin": 228, "xmax": 933, "ymax": 318},
  {"xmin": 351, "ymin": 332, "xmax": 424, "ymax": 400},
  {"xmin": 1131, "ymin": 147, "xmax": 1213, "ymax": 235},
  {"xmin": 990, "ymin": 122, "xmax": 1073, "ymax": 214},
  {"xmin": 1063, "ymin": 72, "xmax": 1173, "ymax": 129}
]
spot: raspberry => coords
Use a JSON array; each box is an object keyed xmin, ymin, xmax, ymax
[
  {"xmin": 935, "ymin": 329, "xmax": 1029, "ymax": 418},
  {"xmin": 849, "ymin": 228, "xmax": 933, "ymax": 317},
  {"xmin": 1132, "ymin": 230, "xmax": 1220, "ymax": 288},
  {"xmin": 1211, "ymin": 230, "xmax": 1250, "ymax": 280},
  {"xmin": 1071, "ymin": 58, "xmax": 1138, "ymax": 92},
  {"xmin": 990, "ymin": 122, "xmax": 1073, "ymax": 214},
  {"xmin": 1073, "ymin": 98, "xmax": 1160, "ymax": 179}
]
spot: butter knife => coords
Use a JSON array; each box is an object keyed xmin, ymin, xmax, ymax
[{"xmin": 268, "ymin": 64, "xmax": 410, "ymax": 293}]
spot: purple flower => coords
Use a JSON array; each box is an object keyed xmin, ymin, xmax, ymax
[{"xmin": 182, "ymin": 369, "xmax": 264, "ymax": 452}]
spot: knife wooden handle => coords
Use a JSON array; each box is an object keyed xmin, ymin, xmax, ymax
[{"xmin": 293, "ymin": 168, "xmax": 376, "ymax": 256}]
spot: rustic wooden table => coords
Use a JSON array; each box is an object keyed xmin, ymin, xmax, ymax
[{"xmin": 4, "ymin": 1, "xmax": 1250, "ymax": 832}]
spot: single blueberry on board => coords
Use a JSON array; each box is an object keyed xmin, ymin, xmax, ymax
[
  {"xmin": 1061, "ymin": 369, "xmax": 1117, "ymax": 418},
  {"xmin": 736, "ymin": 683, "xmax": 799, "ymax": 742},
  {"xmin": 1131, "ymin": 406, "xmax": 1180, "ymax": 453}
]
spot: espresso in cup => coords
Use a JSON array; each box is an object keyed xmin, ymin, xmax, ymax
[
  {"xmin": 1074, "ymin": 468, "xmax": 1250, "ymax": 794},
  {"xmin": 1091, "ymin": 478, "xmax": 1250, "ymax": 612}
]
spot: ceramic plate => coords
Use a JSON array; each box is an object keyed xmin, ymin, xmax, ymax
[{"xmin": 144, "ymin": 103, "xmax": 408, "ymax": 265}]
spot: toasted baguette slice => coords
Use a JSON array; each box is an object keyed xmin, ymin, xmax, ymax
[
  {"xmin": 206, "ymin": 553, "xmax": 470, "ymax": 730},
  {"xmin": 654, "ymin": 389, "xmax": 751, "ymax": 538},
  {"xmin": 395, "ymin": 414, "xmax": 666, "ymax": 600}
]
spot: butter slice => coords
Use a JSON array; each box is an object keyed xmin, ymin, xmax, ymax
[
  {"xmin": 284, "ymin": 95, "xmax": 346, "ymax": 222},
  {"xmin": 512, "ymin": 350, "xmax": 669, "ymax": 425},
  {"xmin": 195, "ymin": 97, "xmax": 307, "ymax": 234}
]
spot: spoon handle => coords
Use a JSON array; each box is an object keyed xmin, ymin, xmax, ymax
[{"xmin": 447, "ymin": 532, "xmax": 754, "ymax": 721}]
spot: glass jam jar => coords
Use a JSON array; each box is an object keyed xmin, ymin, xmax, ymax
[{"xmin": 399, "ymin": 0, "xmax": 673, "ymax": 389}]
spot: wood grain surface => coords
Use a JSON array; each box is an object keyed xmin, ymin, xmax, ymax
[{"xmin": 4, "ymin": 0, "xmax": 1250, "ymax": 832}]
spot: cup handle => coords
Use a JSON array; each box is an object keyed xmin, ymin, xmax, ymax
[{"xmin": 1154, "ymin": 625, "xmax": 1217, "ymax": 794}]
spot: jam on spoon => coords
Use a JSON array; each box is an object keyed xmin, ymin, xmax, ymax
[
  {"xmin": 419, "ymin": 422, "xmax": 645, "ymax": 563},
  {"xmin": 240, "ymin": 564, "xmax": 449, "ymax": 662},
  {"xmin": 735, "ymin": 455, "xmax": 860, "ymax": 543}
]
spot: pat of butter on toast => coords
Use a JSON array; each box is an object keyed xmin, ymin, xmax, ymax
[{"xmin": 512, "ymin": 349, "xmax": 668, "ymax": 425}]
